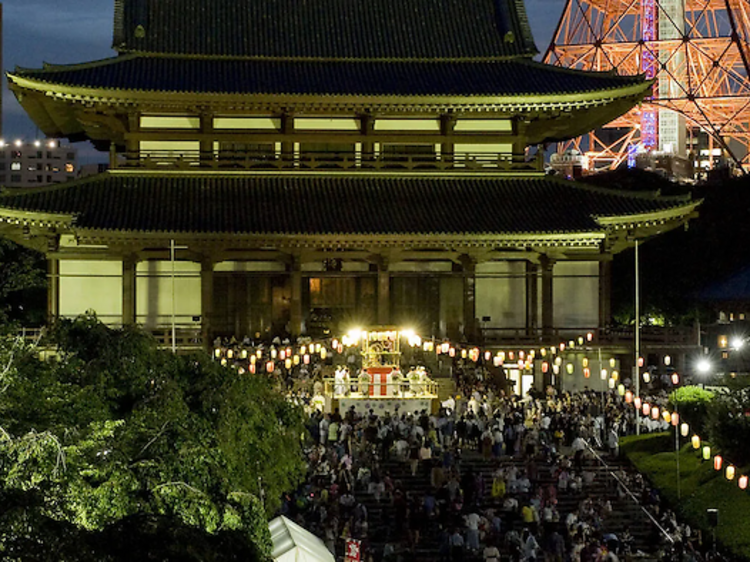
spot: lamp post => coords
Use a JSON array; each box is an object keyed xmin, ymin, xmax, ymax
[{"xmin": 634, "ymin": 239, "xmax": 641, "ymax": 435}]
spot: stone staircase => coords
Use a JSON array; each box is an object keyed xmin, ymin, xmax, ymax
[{"xmin": 352, "ymin": 449, "xmax": 665, "ymax": 561}]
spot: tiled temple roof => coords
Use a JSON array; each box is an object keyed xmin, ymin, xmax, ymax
[
  {"xmin": 112, "ymin": 0, "xmax": 537, "ymax": 60},
  {"xmin": 0, "ymin": 172, "xmax": 692, "ymax": 235},
  {"xmin": 16, "ymin": 56, "xmax": 644, "ymax": 98}
]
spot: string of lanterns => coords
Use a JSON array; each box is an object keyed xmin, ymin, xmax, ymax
[{"xmin": 622, "ymin": 392, "xmax": 749, "ymax": 492}]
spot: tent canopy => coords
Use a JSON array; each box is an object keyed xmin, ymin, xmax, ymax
[{"xmin": 268, "ymin": 515, "xmax": 335, "ymax": 562}]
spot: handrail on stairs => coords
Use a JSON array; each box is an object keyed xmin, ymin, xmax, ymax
[{"xmin": 584, "ymin": 442, "xmax": 674, "ymax": 545}]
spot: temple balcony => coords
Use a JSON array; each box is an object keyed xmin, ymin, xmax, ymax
[{"xmin": 112, "ymin": 149, "xmax": 543, "ymax": 173}]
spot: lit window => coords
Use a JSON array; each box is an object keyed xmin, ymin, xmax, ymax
[
  {"xmin": 65, "ymin": 163, "xmax": 75, "ymax": 173},
  {"xmin": 718, "ymin": 335, "xmax": 728, "ymax": 349},
  {"xmin": 10, "ymin": 162, "xmax": 21, "ymax": 171}
]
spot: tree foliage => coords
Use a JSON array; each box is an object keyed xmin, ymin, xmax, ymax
[
  {"xmin": 0, "ymin": 237, "xmax": 47, "ymax": 325},
  {"xmin": 705, "ymin": 381, "xmax": 750, "ymax": 468},
  {"xmin": 0, "ymin": 315, "xmax": 306, "ymax": 560}
]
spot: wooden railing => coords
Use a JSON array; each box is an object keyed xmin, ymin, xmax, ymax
[
  {"xmin": 114, "ymin": 150, "xmax": 542, "ymax": 172},
  {"xmin": 480, "ymin": 325, "xmax": 700, "ymax": 348},
  {"xmin": 323, "ymin": 377, "xmax": 439, "ymax": 398}
]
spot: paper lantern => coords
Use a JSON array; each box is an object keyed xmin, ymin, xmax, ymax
[
  {"xmin": 315, "ymin": 343, "xmax": 322, "ymax": 353},
  {"xmin": 227, "ymin": 349, "xmax": 234, "ymax": 359},
  {"xmin": 542, "ymin": 362, "xmax": 549, "ymax": 373},
  {"xmin": 612, "ymin": 370, "xmax": 619, "ymax": 380},
  {"xmin": 332, "ymin": 339, "xmax": 339, "ymax": 349},
  {"xmin": 582, "ymin": 357, "xmax": 589, "ymax": 368},
  {"xmin": 518, "ymin": 359, "xmax": 525, "ymax": 369},
  {"xmin": 692, "ymin": 435, "xmax": 700, "ymax": 449},
  {"xmin": 266, "ymin": 361, "xmax": 275, "ymax": 373},
  {"xmin": 293, "ymin": 354, "xmax": 300, "ymax": 365},
  {"xmin": 559, "ymin": 343, "xmax": 566, "ymax": 351},
  {"xmin": 508, "ymin": 351, "xmax": 515, "ymax": 360},
  {"xmin": 726, "ymin": 465, "xmax": 735, "ymax": 480},
  {"xmin": 634, "ymin": 397, "xmax": 642, "ymax": 410},
  {"xmin": 642, "ymin": 372, "xmax": 651, "ymax": 383},
  {"xmin": 638, "ymin": 356, "xmax": 645, "ymax": 368},
  {"xmin": 601, "ymin": 369, "xmax": 608, "ymax": 380},
  {"xmin": 609, "ymin": 357, "xmax": 616, "ymax": 368},
  {"xmin": 214, "ymin": 348, "xmax": 221, "ymax": 358},
  {"xmin": 625, "ymin": 390, "xmax": 633, "ymax": 403},
  {"xmin": 270, "ymin": 348, "xmax": 277, "ymax": 359},
  {"xmin": 608, "ymin": 378, "xmax": 616, "ymax": 389},
  {"xmin": 320, "ymin": 347, "xmax": 327, "ymax": 359},
  {"xmin": 285, "ymin": 358, "xmax": 293, "ymax": 369},
  {"xmin": 303, "ymin": 354, "xmax": 310, "ymax": 365},
  {"xmin": 714, "ymin": 455, "xmax": 723, "ymax": 471},
  {"xmin": 493, "ymin": 356, "xmax": 502, "ymax": 367},
  {"xmin": 220, "ymin": 358, "xmax": 228, "ymax": 366},
  {"xmin": 249, "ymin": 363, "xmax": 256, "ymax": 374},
  {"xmin": 449, "ymin": 347, "xmax": 456, "ymax": 358},
  {"xmin": 664, "ymin": 355, "xmax": 672, "ymax": 366},
  {"xmin": 461, "ymin": 348, "xmax": 468, "ymax": 359},
  {"xmin": 485, "ymin": 351, "xmax": 492, "ymax": 361},
  {"xmin": 470, "ymin": 348, "xmax": 480, "ymax": 362},
  {"xmin": 519, "ymin": 350, "xmax": 526, "ymax": 360},
  {"xmin": 578, "ymin": 336, "xmax": 584, "ymax": 345},
  {"xmin": 671, "ymin": 373, "xmax": 680, "ymax": 385},
  {"xmin": 662, "ymin": 411, "xmax": 671, "ymax": 423},
  {"xmin": 256, "ymin": 350, "xmax": 263, "ymax": 358},
  {"xmin": 337, "ymin": 344, "xmax": 344, "ymax": 354},
  {"xmin": 498, "ymin": 351, "xmax": 506, "ymax": 362},
  {"xmin": 702, "ymin": 445, "xmax": 711, "ymax": 460},
  {"xmin": 566, "ymin": 363, "xmax": 574, "ymax": 375},
  {"xmin": 250, "ymin": 355, "xmax": 257, "ymax": 365},
  {"xmin": 586, "ymin": 332, "xmax": 593, "ymax": 342},
  {"xmin": 739, "ymin": 475, "xmax": 748, "ymax": 490},
  {"xmin": 553, "ymin": 365, "xmax": 560, "ymax": 375},
  {"xmin": 672, "ymin": 413, "xmax": 679, "ymax": 426},
  {"xmin": 584, "ymin": 368, "xmax": 591, "ymax": 378},
  {"xmin": 540, "ymin": 348, "xmax": 547, "ymax": 357},
  {"xmin": 643, "ymin": 403, "xmax": 650, "ymax": 416},
  {"xmin": 555, "ymin": 356, "xmax": 563, "ymax": 366},
  {"xmin": 651, "ymin": 406, "xmax": 660, "ymax": 420},
  {"xmin": 441, "ymin": 342, "xmax": 450, "ymax": 354}
]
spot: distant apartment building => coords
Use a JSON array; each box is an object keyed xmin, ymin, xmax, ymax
[{"xmin": 0, "ymin": 140, "xmax": 78, "ymax": 187}]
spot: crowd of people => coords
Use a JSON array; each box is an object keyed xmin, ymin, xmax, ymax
[{"xmin": 277, "ymin": 359, "xmax": 717, "ymax": 562}]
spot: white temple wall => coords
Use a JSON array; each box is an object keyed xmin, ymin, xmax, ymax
[
  {"xmin": 136, "ymin": 261, "xmax": 201, "ymax": 329},
  {"xmin": 59, "ymin": 260, "xmax": 122, "ymax": 324},
  {"xmin": 439, "ymin": 277, "xmax": 464, "ymax": 336},
  {"xmin": 475, "ymin": 262, "xmax": 526, "ymax": 329},
  {"xmin": 553, "ymin": 261, "xmax": 599, "ymax": 329}
]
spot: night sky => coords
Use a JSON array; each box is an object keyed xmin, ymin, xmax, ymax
[{"xmin": 2, "ymin": 0, "xmax": 561, "ymax": 154}]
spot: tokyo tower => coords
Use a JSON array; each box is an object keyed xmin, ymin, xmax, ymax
[{"xmin": 545, "ymin": 0, "xmax": 750, "ymax": 172}]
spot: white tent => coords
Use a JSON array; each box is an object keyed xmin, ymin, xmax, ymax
[{"xmin": 268, "ymin": 515, "xmax": 335, "ymax": 562}]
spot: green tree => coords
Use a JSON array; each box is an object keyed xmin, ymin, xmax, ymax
[
  {"xmin": 705, "ymin": 380, "xmax": 750, "ymax": 467},
  {"xmin": 0, "ymin": 315, "xmax": 306, "ymax": 560},
  {"xmin": 669, "ymin": 385, "xmax": 715, "ymax": 436},
  {"xmin": 0, "ymin": 237, "xmax": 47, "ymax": 325}
]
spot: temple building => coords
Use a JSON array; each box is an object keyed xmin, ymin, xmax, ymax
[{"xmin": 0, "ymin": 0, "xmax": 698, "ymax": 346}]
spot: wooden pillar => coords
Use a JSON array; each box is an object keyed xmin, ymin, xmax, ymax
[
  {"xmin": 200, "ymin": 112, "xmax": 214, "ymax": 166},
  {"xmin": 290, "ymin": 256, "xmax": 303, "ymax": 337},
  {"xmin": 361, "ymin": 114, "xmax": 374, "ymax": 165},
  {"xmin": 126, "ymin": 112, "xmax": 140, "ymax": 165},
  {"xmin": 377, "ymin": 258, "xmax": 390, "ymax": 325},
  {"xmin": 122, "ymin": 256, "xmax": 137, "ymax": 326},
  {"xmin": 599, "ymin": 259, "xmax": 612, "ymax": 332},
  {"xmin": 201, "ymin": 259, "xmax": 214, "ymax": 349},
  {"xmin": 440, "ymin": 114, "xmax": 456, "ymax": 164},
  {"xmin": 281, "ymin": 113, "xmax": 294, "ymax": 165},
  {"xmin": 460, "ymin": 254, "xmax": 477, "ymax": 341},
  {"xmin": 540, "ymin": 256, "xmax": 555, "ymax": 338},
  {"xmin": 525, "ymin": 261, "xmax": 538, "ymax": 336},
  {"xmin": 47, "ymin": 258, "xmax": 60, "ymax": 323}
]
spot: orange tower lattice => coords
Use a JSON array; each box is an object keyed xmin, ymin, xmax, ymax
[{"xmin": 545, "ymin": 0, "xmax": 750, "ymax": 172}]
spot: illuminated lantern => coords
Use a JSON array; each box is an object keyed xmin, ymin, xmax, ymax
[
  {"xmin": 609, "ymin": 378, "xmax": 616, "ymax": 389},
  {"xmin": 293, "ymin": 354, "xmax": 300, "ymax": 365},
  {"xmin": 270, "ymin": 348, "xmax": 277, "ymax": 359},
  {"xmin": 441, "ymin": 342, "xmax": 450, "ymax": 354},
  {"xmin": 470, "ymin": 348, "xmax": 480, "ymax": 362},
  {"xmin": 266, "ymin": 361, "xmax": 275, "ymax": 373},
  {"xmin": 498, "ymin": 351, "xmax": 506, "ymax": 362},
  {"xmin": 279, "ymin": 350, "xmax": 286, "ymax": 360},
  {"xmin": 519, "ymin": 350, "xmax": 526, "ymax": 360},
  {"xmin": 320, "ymin": 347, "xmax": 327, "ymax": 359},
  {"xmin": 227, "ymin": 349, "xmax": 234, "ymax": 359},
  {"xmin": 726, "ymin": 465, "xmax": 736, "ymax": 480},
  {"xmin": 221, "ymin": 358, "xmax": 228, "ymax": 366},
  {"xmin": 249, "ymin": 363, "xmax": 256, "ymax": 374},
  {"xmin": 449, "ymin": 347, "xmax": 456, "ymax": 358},
  {"xmin": 285, "ymin": 358, "xmax": 292, "ymax": 370},
  {"xmin": 662, "ymin": 411, "xmax": 671, "ymax": 423},
  {"xmin": 612, "ymin": 370, "xmax": 619, "ymax": 380},
  {"xmin": 237, "ymin": 367, "xmax": 245, "ymax": 374},
  {"xmin": 303, "ymin": 354, "xmax": 311, "ymax": 365},
  {"xmin": 256, "ymin": 350, "xmax": 262, "ymax": 358},
  {"xmin": 582, "ymin": 357, "xmax": 589, "ymax": 368},
  {"xmin": 664, "ymin": 355, "xmax": 672, "ymax": 366},
  {"xmin": 485, "ymin": 351, "xmax": 492, "ymax": 361},
  {"xmin": 566, "ymin": 363, "xmax": 574, "ymax": 375},
  {"xmin": 643, "ymin": 403, "xmax": 650, "ymax": 416},
  {"xmin": 587, "ymin": 332, "xmax": 593, "ymax": 342},
  {"xmin": 493, "ymin": 356, "xmax": 502, "ymax": 367},
  {"xmin": 625, "ymin": 390, "xmax": 633, "ymax": 403},
  {"xmin": 423, "ymin": 341, "xmax": 430, "ymax": 352},
  {"xmin": 609, "ymin": 357, "xmax": 616, "ymax": 368},
  {"xmin": 714, "ymin": 455, "xmax": 723, "ymax": 471},
  {"xmin": 601, "ymin": 369, "xmax": 608, "ymax": 380},
  {"xmin": 634, "ymin": 397, "xmax": 642, "ymax": 410},
  {"xmin": 584, "ymin": 368, "xmax": 591, "ymax": 378},
  {"xmin": 337, "ymin": 344, "xmax": 344, "ymax": 354},
  {"xmin": 690, "ymin": 435, "xmax": 700, "ymax": 449},
  {"xmin": 542, "ymin": 362, "xmax": 549, "ymax": 373},
  {"xmin": 250, "ymin": 355, "xmax": 257, "ymax": 365},
  {"xmin": 540, "ymin": 348, "xmax": 547, "ymax": 357},
  {"xmin": 638, "ymin": 356, "xmax": 645, "ymax": 368},
  {"xmin": 315, "ymin": 343, "xmax": 322, "ymax": 353},
  {"xmin": 569, "ymin": 340, "xmax": 575, "ymax": 348},
  {"xmin": 739, "ymin": 475, "xmax": 748, "ymax": 490},
  {"xmin": 509, "ymin": 351, "xmax": 515, "ymax": 360},
  {"xmin": 642, "ymin": 372, "xmax": 651, "ymax": 383},
  {"xmin": 578, "ymin": 336, "xmax": 584, "ymax": 346},
  {"xmin": 559, "ymin": 343, "xmax": 566, "ymax": 351},
  {"xmin": 332, "ymin": 339, "xmax": 338, "ymax": 349},
  {"xmin": 555, "ymin": 356, "xmax": 563, "ymax": 366},
  {"xmin": 518, "ymin": 359, "xmax": 525, "ymax": 369},
  {"xmin": 240, "ymin": 349, "xmax": 248, "ymax": 359},
  {"xmin": 651, "ymin": 406, "xmax": 659, "ymax": 420},
  {"xmin": 214, "ymin": 348, "xmax": 221, "ymax": 358},
  {"xmin": 553, "ymin": 364, "xmax": 560, "ymax": 375},
  {"xmin": 671, "ymin": 373, "xmax": 680, "ymax": 385},
  {"xmin": 461, "ymin": 348, "xmax": 467, "ymax": 359},
  {"xmin": 702, "ymin": 446, "xmax": 711, "ymax": 460}
]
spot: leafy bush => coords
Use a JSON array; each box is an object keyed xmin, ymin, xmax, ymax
[
  {"xmin": 669, "ymin": 385, "xmax": 715, "ymax": 435},
  {"xmin": 706, "ymin": 386, "xmax": 750, "ymax": 467}
]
